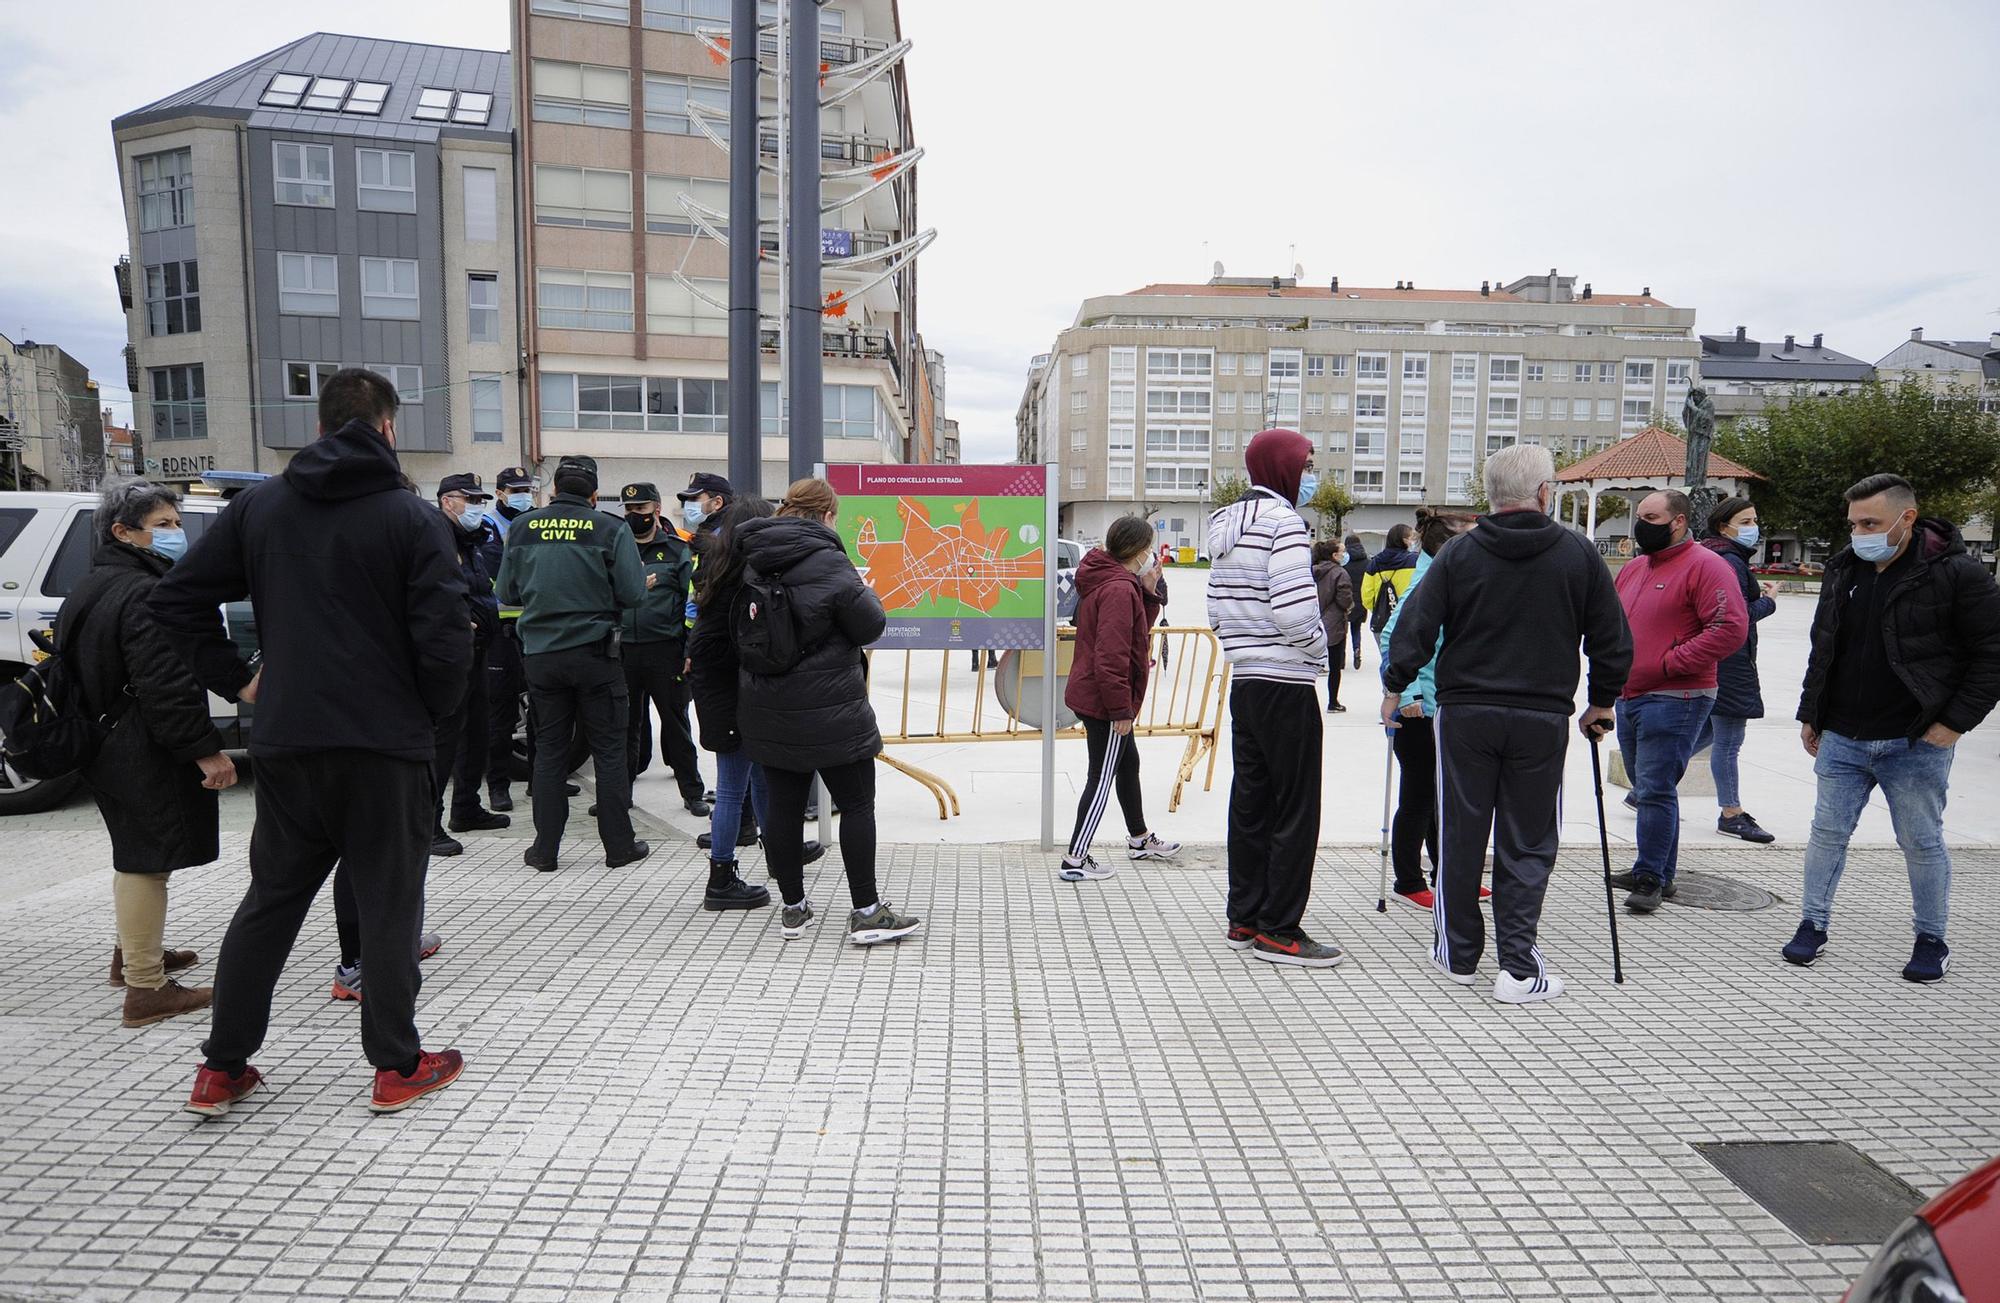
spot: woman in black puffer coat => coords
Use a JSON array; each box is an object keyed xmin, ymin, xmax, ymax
[
  {"xmin": 735, "ymin": 478, "xmax": 921, "ymax": 947},
  {"xmin": 1695, "ymin": 496, "xmax": 1778, "ymax": 843},
  {"xmin": 62, "ymin": 481, "xmax": 247, "ymax": 1029}
]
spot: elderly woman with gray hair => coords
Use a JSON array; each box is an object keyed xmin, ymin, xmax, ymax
[{"xmin": 61, "ymin": 480, "xmax": 250, "ymax": 1027}]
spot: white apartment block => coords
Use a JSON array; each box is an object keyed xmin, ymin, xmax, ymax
[{"xmin": 1018, "ymin": 271, "xmax": 1700, "ymax": 550}]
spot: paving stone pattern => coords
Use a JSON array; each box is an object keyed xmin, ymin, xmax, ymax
[{"xmin": 1, "ymin": 827, "xmax": 1994, "ymax": 1301}]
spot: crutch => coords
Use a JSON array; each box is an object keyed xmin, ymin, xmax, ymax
[
  {"xmin": 1585, "ymin": 728, "xmax": 1625, "ymax": 984},
  {"xmin": 1376, "ymin": 727, "xmax": 1396, "ymax": 912}
]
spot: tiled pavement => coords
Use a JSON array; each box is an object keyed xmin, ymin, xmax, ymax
[{"xmin": 1, "ymin": 820, "xmax": 1995, "ymax": 1302}]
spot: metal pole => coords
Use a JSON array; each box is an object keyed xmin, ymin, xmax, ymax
[
  {"xmin": 1039, "ymin": 461, "xmax": 1059, "ymax": 851},
  {"xmin": 727, "ymin": 0, "xmax": 762, "ymax": 496},
  {"xmin": 785, "ymin": 0, "xmax": 823, "ymax": 485},
  {"xmin": 774, "ymin": 0, "xmax": 787, "ymax": 482}
]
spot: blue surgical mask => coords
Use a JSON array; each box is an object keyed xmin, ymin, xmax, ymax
[
  {"xmin": 1851, "ymin": 519, "xmax": 1905, "ymax": 563},
  {"xmin": 505, "ymin": 492, "xmax": 532, "ymax": 512},
  {"xmin": 148, "ymin": 527, "xmax": 188, "ymax": 563},
  {"xmin": 456, "ymin": 504, "xmax": 486, "ymax": 532},
  {"xmin": 1295, "ymin": 472, "xmax": 1319, "ymax": 508},
  {"xmin": 1732, "ymin": 524, "xmax": 1760, "ymax": 549},
  {"xmin": 683, "ymin": 501, "xmax": 707, "ymax": 529}
]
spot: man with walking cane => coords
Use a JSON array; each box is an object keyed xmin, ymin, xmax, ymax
[{"xmin": 1382, "ymin": 445, "xmax": 1631, "ymax": 1003}]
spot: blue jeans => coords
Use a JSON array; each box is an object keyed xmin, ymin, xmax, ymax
[
  {"xmin": 1693, "ymin": 713, "xmax": 1748, "ymax": 810},
  {"xmin": 709, "ymin": 749, "xmax": 768, "ymax": 865},
  {"xmin": 1801, "ymin": 730, "xmax": 1953, "ymax": 938},
  {"xmin": 1615, "ymin": 693, "xmax": 1714, "ymax": 884}
]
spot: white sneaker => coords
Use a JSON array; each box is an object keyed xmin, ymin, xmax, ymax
[
  {"xmin": 1430, "ymin": 954, "xmax": 1477, "ymax": 986},
  {"xmin": 1494, "ymin": 969, "xmax": 1566, "ymax": 1004},
  {"xmin": 1126, "ymin": 832, "xmax": 1180, "ymax": 861},
  {"xmin": 1058, "ymin": 854, "xmax": 1118, "ymax": 882}
]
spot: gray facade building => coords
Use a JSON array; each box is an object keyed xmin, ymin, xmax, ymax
[
  {"xmin": 1698, "ymin": 326, "xmax": 1875, "ymax": 423},
  {"xmin": 112, "ymin": 34, "xmax": 524, "ymax": 491}
]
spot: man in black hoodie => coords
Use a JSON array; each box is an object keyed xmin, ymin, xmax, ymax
[
  {"xmin": 1383, "ymin": 444, "xmax": 1631, "ymax": 1005},
  {"xmin": 152, "ymin": 368, "xmax": 470, "ymax": 1116}
]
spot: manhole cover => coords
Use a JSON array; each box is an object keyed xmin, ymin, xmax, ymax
[
  {"xmin": 1693, "ymin": 1141, "xmax": 1924, "ymax": 1245},
  {"xmin": 1665, "ymin": 870, "xmax": 1776, "ymax": 912}
]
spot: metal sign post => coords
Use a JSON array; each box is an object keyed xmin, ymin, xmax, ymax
[{"xmin": 1040, "ymin": 461, "xmax": 1059, "ymax": 851}]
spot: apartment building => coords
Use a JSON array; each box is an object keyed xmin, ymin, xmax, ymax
[
  {"xmin": 1017, "ymin": 271, "xmax": 1701, "ymax": 550},
  {"xmin": 0, "ymin": 334, "xmax": 102, "ymax": 490},
  {"xmin": 1874, "ymin": 328, "xmax": 2000, "ymax": 414},
  {"xmin": 111, "ymin": 34, "xmax": 523, "ymax": 493},
  {"xmin": 513, "ymin": 0, "xmax": 931, "ymax": 496},
  {"xmin": 1698, "ymin": 327, "xmax": 1875, "ymax": 423}
]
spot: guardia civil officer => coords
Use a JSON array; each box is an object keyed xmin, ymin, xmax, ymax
[
  {"xmin": 618, "ymin": 483, "xmax": 711, "ymax": 815},
  {"xmin": 494, "ymin": 455, "xmax": 651, "ymax": 871},
  {"xmin": 484, "ymin": 465, "xmax": 536, "ymax": 811}
]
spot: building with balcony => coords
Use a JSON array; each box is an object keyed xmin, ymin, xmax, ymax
[
  {"xmin": 512, "ymin": 0, "xmax": 931, "ymax": 496},
  {"xmin": 1016, "ymin": 271, "xmax": 1701, "ymax": 551},
  {"xmin": 111, "ymin": 34, "xmax": 524, "ymax": 492},
  {"xmin": 0, "ymin": 334, "xmax": 102, "ymax": 490},
  {"xmin": 1874, "ymin": 328, "xmax": 2000, "ymax": 414},
  {"xmin": 1698, "ymin": 327, "xmax": 1875, "ymax": 423}
]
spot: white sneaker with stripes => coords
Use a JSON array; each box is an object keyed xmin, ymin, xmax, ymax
[
  {"xmin": 1493, "ymin": 969, "xmax": 1566, "ymax": 1004},
  {"xmin": 1058, "ymin": 854, "xmax": 1118, "ymax": 882},
  {"xmin": 1126, "ymin": 832, "xmax": 1180, "ymax": 861}
]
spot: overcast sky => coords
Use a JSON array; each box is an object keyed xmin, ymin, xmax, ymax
[{"xmin": 3, "ymin": 0, "xmax": 1996, "ymax": 465}]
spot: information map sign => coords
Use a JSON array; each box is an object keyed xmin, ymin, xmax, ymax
[{"xmin": 826, "ymin": 463, "xmax": 1051, "ymax": 650}]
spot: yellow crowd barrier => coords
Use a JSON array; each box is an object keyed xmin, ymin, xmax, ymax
[{"xmin": 868, "ymin": 626, "xmax": 1231, "ymax": 820}]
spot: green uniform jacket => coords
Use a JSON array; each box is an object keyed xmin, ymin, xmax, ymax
[
  {"xmin": 623, "ymin": 528, "xmax": 694, "ymax": 646},
  {"xmin": 495, "ymin": 492, "xmax": 646, "ymax": 655}
]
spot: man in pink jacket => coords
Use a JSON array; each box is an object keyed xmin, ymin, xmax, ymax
[{"xmin": 1610, "ymin": 489, "xmax": 1749, "ymax": 913}]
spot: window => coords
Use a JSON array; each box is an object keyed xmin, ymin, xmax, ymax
[
  {"xmin": 454, "ymin": 91, "xmax": 494, "ymax": 125},
  {"xmin": 535, "ymin": 165, "xmax": 632, "ymax": 229},
  {"xmin": 360, "ymin": 258, "xmax": 420, "ymax": 320},
  {"xmin": 1269, "ymin": 352, "xmax": 1301, "ymax": 381},
  {"xmin": 1216, "ymin": 427, "xmax": 1236, "ymax": 451},
  {"xmin": 1146, "ymin": 390, "xmax": 1211, "ymax": 417},
  {"xmin": 1551, "ymin": 364, "xmax": 1568, "ymax": 383},
  {"xmin": 413, "ymin": 88, "xmax": 455, "ymax": 120},
  {"xmin": 364, "ymin": 364, "xmax": 424, "ymax": 402},
  {"xmin": 1243, "ymin": 353, "xmax": 1264, "ymax": 377},
  {"xmin": 1574, "ymin": 363, "xmax": 1594, "ymax": 383},
  {"xmin": 136, "ymin": 149, "xmax": 193, "ymax": 231},
  {"xmin": 1597, "ymin": 398, "xmax": 1614, "ymax": 421},
  {"xmin": 1354, "ymin": 430, "xmax": 1383, "ymax": 457},
  {"xmin": 540, "ymin": 268, "xmax": 634, "ymax": 331},
  {"xmin": 258, "ymin": 71, "xmax": 387, "ymax": 114},
  {"xmin": 301, "ymin": 78, "xmax": 351, "ymax": 111},
  {"xmin": 471, "ymin": 374, "xmax": 503, "ymax": 443},
  {"xmin": 1449, "ymin": 429, "xmax": 1473, "ymax": 457},
  {"xmin": 1353, "ymin": 469, "xmax": 1385, "ymax": 497},
  {"xmin": 643, "ymin": 0, "xmax": 730, "ymax": 30},
  {"xmin": 144, "ymin": 261, "xmax": 200, "ymax": 336},
  {"xmin": 1355, "ymin": 394, "xmax": 1386, "ymax": 420},
  {"xmin": 1110, "ymin": 388, "xmax": 1135, "ymax": 418},
  {"xmin": 1356, "ymin": 353, "xmax": 1388, "ymax": 381},
  {"xmin": 1402, "ymin": 354, "xmax": 1429, "ymax": 383},
  {"xmin": 1325, "ymin": 429, "xmax": 1348, "ymax": 453},
  {"xmin": 1666, "ymin": 360, "xmax": 1692, "ymax": 387},
  {"xmin": 1488, "ymin": 396, "xmax": 1519, "ymax": 422},
  {"xmin": 468, "ymin": 273, "xmax": 500, "ymax": 342},
  {"xmin": 680, "ymin": 378, "xmax": 728, "ymax": 430},
  {"xmin": 1306, "ymin": 355, "xmax": 1327, "ymax": 378},
  {"xmin": 1489, "ymin": 357, "xmax": 1521, "ymax": 383},
  {"xmin": 1144, "ymin": 466, "xmax": 1208, "ymax": 494},
  {"xmin": 1486, "ymin": 433, "xmax": 1517, "ymax": 455},
  {"xmin": 1305, "ymin": 392, "xmax": 1324, "ymax": 415},
  {"xmin": 346, "ymin": 82, "xmax": 390, "ymax": 115},
  {"xmin": 1071, "ymin": 354, "xmax": 1089, "ymax": 377},
  {"xmin": 463, "ymin": 167, "xmax": 498, "ymax": 241},
  {"xmin": 1070, "ymin": 390, "xmax": 1087, "ymax": 413},
  {"xmin": 1241, "ymin": 390, "xmax": 1262, "ymax": 420},
  {"xmin": 645, "ymin": 173, "xmax": 729, "ymax": 235},
  {"xmin": 567, "ymin": 374, "xmax": 645, "ymax": 429},
  {"xmin": 1330, "ymin": 393, "xmax": 1350, "ymax": 414},
  {"xmin": 1107, "ymin": 424, "xmax": 1134, "ymax": 454},
  {"xmin": 1218, "ymin": 352, "xmax": 1237, "ymax": 376},
  {"xmin": 284, "ymin": 361, "xmax": 337, "ymax": 400},
  {"xmin": 1216, "ymin": 391, "xmax": 1236, "ymax": 415},
  {"xmin": 276, "ymin": 252, "xmax": 338, "ymax": 315},
  {"xmin": 643, "ymin": 74, "xmax": 729, "ymax": 134},
  {"xmin": 1071, "ymin": 467, "xmax": 1087, "ymax": 490},
  {"xmin": 1329, "ymin": 355, "xmax": 1350, "ymax": 379},
  {"xmin": 1144, "ymin": 427, "xmax": 1210, "ymax": 454},
  {"xmin": 259, "ymin": 73, "xmax": 311, "ymax": 107},
  {"xmin": 533, "ymin": 60, "xmax": 632, "ymax": 127},
  {"xmin": 1625, "ymin": 360, "xmax": 1655, "ymax": 386},
  {"xmin": 1399, "ymin": 471, "xmax": 1425, "ymax": 497},
  {"xmin": 1525, "ymin": 362, "xmax": 1545, "ymax": 382},
  {"xmin": 1108, "ymin": 465, "xmax": 1134, "ymax": 496},
  {"xmin": 1070, "ymin": 427, "xmax": 1087, "ymax": 451},
  {"xmin": 1450, "ymin": 393, "xmax": 1475, "ymax": 421},
  {"xmin": 1110, "ymin": 348, "xmax": 1135, "ymax": 381},
  {"xmin": 1526, "ymin": 397, "xmax": 1544, "ymax": 420},
  {"xmin": 1145, "ymin": 349, "xmax": 1211, "ymax": 380},
  {"xmin": 273, "ymin": 142, "xmax": 334, "ymax": 207},
  {"xmin": 1447, "ymin": 470, "xmax": 1472, "ymax": 501},
  {"xmin": 1400, "ymin": 392, "xmax": 1427, "ymax": 423},
  {"xmin": 1622, "ymin": 399, "xmax": 1649, "ymax": 426},
  {"xmin": 646, "ymin": 274, "xmax": 726, "ymax": 335},
  {"xmin": 1598, "ymin": 362, "xmax": 1615, "ymax": 383},
  {"xmin": 356, "ymin": 149, "xmax": 416, "ymax": 213},
  {"xmin": 1275, "ymin": 390, "xmax": 1300, "ymax": 423},
  {"xmin": 532, "ymin": 0, "xmax": 630, "ymax": 20},
  {"xmin": 1451, "ymin": 354, "xmax": 1477, "ymax": 383},
  {"xmin": 1400, "ymin": 429, "xmax": 1425, "ymax": 457},
  {"xmin": 149, "ymin": 365, "xmax": 206, "ymax": 441}
]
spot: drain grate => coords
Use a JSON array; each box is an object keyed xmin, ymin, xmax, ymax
[
  {"xmin": 1693, "ymin": 1140, "xmax": 1925, "ymax": 1245},
  {"xmin": 1666, "ymin": 870, "xmax": 1777, "ymax": 912}
]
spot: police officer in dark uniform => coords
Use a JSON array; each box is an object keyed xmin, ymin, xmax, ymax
[
  {"xmin": 484, "ymin": 466, "xmax": 537, "ymax": 811},
  {"xmin": 619, "ymin": 483, "xmax": 711, "ymax": 815},
  {"xmin": 495, "ymin": 455, "xmax": 651, "ymax": 872},
  {"xmin": 433, "ymin": 473, "xmax": 507, "ymax": 855}
]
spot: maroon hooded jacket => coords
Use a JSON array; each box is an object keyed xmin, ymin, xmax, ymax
[{"xmin": 1065, "ymin": 548, "xmax": 1166, "ymax": 722}]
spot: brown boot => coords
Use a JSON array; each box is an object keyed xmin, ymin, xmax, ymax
[
  {"xmin": 121, "ymin": 979, "xmax": 213, "ymax": 1028},
  {"xmin": 109, "ymin": 946, "xmax": 200, "ymax": 987}
]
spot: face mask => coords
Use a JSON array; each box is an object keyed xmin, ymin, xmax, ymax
[
  {"xmin": 682, "ymin": 501, "xmax": 707, "ymax": 529},
  {"xmin": 455, "ymin": 504, "xmax": 486, "ymax": 533},
  {"xmin": 1732, "ymin": 524, "xmax": 1760, "ymax": 549},
  {"xmin": 1633, "ymin": 517, "xmax": 1676, "ymax": 555},
  {"xmin": 148, "ymin": 527, "xmax": 187, "ymax": 563},
  {"xmin": 627, "ymin": 512, "xmax": 656, "ymax": 536},
  {"xmin": 1851, "ymin": 518, "xmax": 1907, "ymax": 563},
  {"xmin": 506, "ymin": 493, "xmax": 532, "ymax": 512},
  {"xmin": 1295, "ymin": 472, "xmax": 1319, "ymax": 508}
]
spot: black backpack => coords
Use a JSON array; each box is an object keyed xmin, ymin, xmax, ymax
[
  {"xmin": 0, "ymin": 626, "xmax": 127, "ymax": 780},
  {"xmin": 731, "ymin": 566, "xmax": 803, "ymax": 675},
  {"xmin": 1369, "ymin": 578, "xmax": 1400, "ymax": 634}
]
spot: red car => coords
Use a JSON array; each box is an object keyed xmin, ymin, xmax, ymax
[{"xmin": 1845, "ymin": 1153, "xmax": 2000, "ymax": 1301}]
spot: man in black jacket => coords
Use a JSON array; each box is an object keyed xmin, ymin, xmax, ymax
[
  {"xmin": 1383, "ymin": 444, "xmax": 1631, "ymax": 1004},
  {"xmin": 437, "ymin": 473, "xmax": 509, "ymax": 850},
  {"xmin": 485, "ymin": 466, "xmax": 536, "ymax": 811},
  {"xmin": 618, "ymin": 482, "xmax": 709, "ymax": 815},
  {"xmin": 1785, "ymin": 473, "xmax": 2000, "ymax": 983},
  {"xmin": 151, "ymin": 368, "xmax": 469, "ymax": 1117}
]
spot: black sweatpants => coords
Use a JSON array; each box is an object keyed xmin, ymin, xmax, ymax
[
  {"xmin": 203, "ymin": 751, "xmax": 431, "ymax": 1073},
  {"xmin": 624, "ymin": 639, "xmax": 703, "ymax": 802},
  {"xmin": 1433, "ymin": 702, "xmax": 1568, "ymax": 982},
  {"xmin": 525, "ymin": 644, "xmax": 635, "ymax": 858},
  {"xmin": 1391, "ymin": 714, "xmax": 1439, "ymax": 894},
  {"xmin": 432, "ymin": 644, "xmax": 486, "ymax": 826},
  {"xmin": 449, "ymin": 643, "xmax": 491, "ymax": 817},
  {"xmin": 486, "ymin": 625, "xmax": 524, "ymax": 791},
  {"xmin": 763, "ymin": 757, "xmax": 878, "ymax": 910},
  {"xmin": 1225, "ymin": 679, "xmax": 1323, "ymax": 935},
  {"xmin": 1067, "ymin": 715, "xmax": 1146, "ymax": 862}
]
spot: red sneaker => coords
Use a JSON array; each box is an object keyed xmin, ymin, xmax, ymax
[
  {"xmin": 1224, "ymin": 924, "xmax": 1258, "ymax": 951},
  {"xmin": 370, "ymin": 1049, "xmax": 465, "ymax": 1114},
  {"xmin": 1393, "ymin": 888, "xmax": 1437, "ymax": 911},
  {"xmin": 184, "ymin": 1064, "xmax": 263, "ymax": 1117}
]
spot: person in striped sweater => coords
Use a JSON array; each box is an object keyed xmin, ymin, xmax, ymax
[{"xmin": 1205, "ymin": 428, "xmax": 1341, "ymax": 968}]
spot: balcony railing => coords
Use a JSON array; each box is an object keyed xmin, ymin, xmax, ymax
[
  {"xmin": 757, "ymin": 131, "xmax": 890, "ymax": 165},
  {"xmin": 759, "ymin": 325, "xmax": 901, "ymax": 385}
]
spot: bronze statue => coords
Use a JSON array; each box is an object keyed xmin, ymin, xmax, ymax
[{"xmin": 1682, "ymin": 385, "xmax": 1716, "ymax": 487}]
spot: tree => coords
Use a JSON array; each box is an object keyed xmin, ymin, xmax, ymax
[
  {"xmin": 1715, "ymin": 380, "xmax": 2000, "ymax": 546},
  {"xmin": 1209, "ymin": 473, "xmax": 1249, "ymax": 508},
  {"xmin": 1306, "ymin": 480, "xmax": 1357, "ymax": 539}
]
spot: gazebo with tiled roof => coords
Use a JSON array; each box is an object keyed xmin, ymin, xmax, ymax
[{"xmin": 1553, "ymin": 426, "xmax": 1762, "ymax": 539}]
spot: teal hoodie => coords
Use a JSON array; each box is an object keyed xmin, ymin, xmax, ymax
[{"xmin": 1378, "ymin": 550, "xmax": 1441, "ymax": 714}]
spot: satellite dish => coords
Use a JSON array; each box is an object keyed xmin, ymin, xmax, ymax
[
  {"xmin": 1212, "ymin": 260, "xmax": 1224, "ymax": 278},
  {"xmin": 1293, "ymin": 263, "xmax": 1304, "ymax": 280}
]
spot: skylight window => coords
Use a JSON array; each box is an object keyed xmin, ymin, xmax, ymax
[
  {"xmin": 261, "ymin": 73, "xmax": 394, "ymax": 115},
  {"xmin": 346, "ymin": 81, "xmax": 390, "ymax": 115},
  {"xmin": 260, "ymin": 73, "xmax": 310, "ymax": 107},
  {"xmin": 413, "ymin": 88, "xmax": 455, "ymax": 121},
  {"xmin": 302, "ymin": 78, "xmax": 350, "ymax": 110},
  {"xmin": 452, "ymin": 91, "xmax": 494, "ymax": 125}
]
